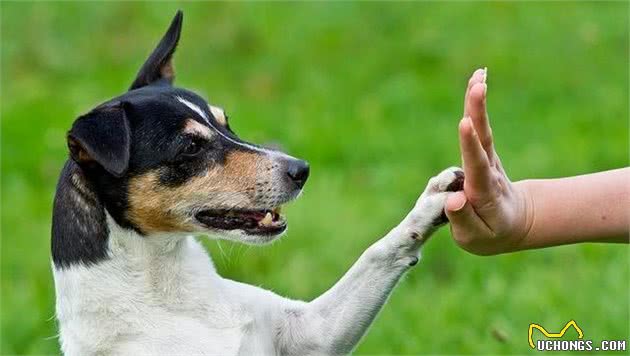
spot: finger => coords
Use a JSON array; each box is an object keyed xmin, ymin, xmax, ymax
[
  {"xmin": 445, "ymin": 190, "xmax": 468, "ymax": 211},
  {"xmin": 464, "ymin": 68, "xmax": 486, "ymax": 100},
  {"xmin": 466, "ymin": 83, "xmax": 495, "ymax": 161},
  {"xmin": 463, "ymin": 68, "xmax": 487, "ymax": 117},
  {"xmin": 459, "ymin": 117, "xmax": 493, "ymax": 195},
  {"xmin": 445, "ymin": 192, "xmax": 494, "ymax": 249},
  {"xmin": 463, "ymin": 68, "xmax": 486, "ymax": 116}
]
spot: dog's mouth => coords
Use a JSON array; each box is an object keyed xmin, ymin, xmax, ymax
[{"xmin": 194, "ymin": 206, "xmax": 286, "ymax": 235}]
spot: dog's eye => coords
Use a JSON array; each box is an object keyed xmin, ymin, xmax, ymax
[{"xmin": 180, "ymin": 139, "xmax": 204, "ymax": 157}]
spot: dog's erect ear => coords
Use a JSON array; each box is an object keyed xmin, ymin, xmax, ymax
[
  {"xmin": 67, "ymin": 103, "xmax": 131, "ymax": 177},
  {"xmin": 129, "ymin": 11, "xmax": 183, "ymax": 90}
]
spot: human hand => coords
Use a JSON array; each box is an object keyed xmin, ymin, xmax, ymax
[{"xmin": 445, "ymin": 69, "xmax": 532, "ymax": 255}]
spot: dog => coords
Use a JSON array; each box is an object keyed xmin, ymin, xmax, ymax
[{"xmin": 51, "ymin": 11, "xmax": 464, "ymax": 355}]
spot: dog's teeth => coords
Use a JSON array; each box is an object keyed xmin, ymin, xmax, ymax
[{"xmin": 260, "ymin": 212, "xmax": 273, "ymax": 226}]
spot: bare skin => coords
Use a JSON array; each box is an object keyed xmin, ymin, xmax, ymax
[{"xmin": 445, "ymin": 68, "xmax": 629, "ymax": 256}]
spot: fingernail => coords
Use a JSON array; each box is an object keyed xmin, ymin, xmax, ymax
[{"xmin": 482, "ymin": 67, "xmax": 488, "ymax": 83}]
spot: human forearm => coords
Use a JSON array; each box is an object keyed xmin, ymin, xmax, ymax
[{"xmin": 515, "ymin": 168, "xmax": 630, "ymax": 250}]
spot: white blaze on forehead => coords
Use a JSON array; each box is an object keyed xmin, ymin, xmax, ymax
[
  {"xmin": 209, "ymin": 105, "xmax": 227, "ymax": 126},
  {"xmin": 175, "ymin": 96, "xmax": 291, "ymax": 159},
  {"xmin": 175, "ymin": 96, "xmax": 268, "ymax": 154},
  {"xmin": 176, "ymin": 96, "xmax": 209, "ymax": 123}
]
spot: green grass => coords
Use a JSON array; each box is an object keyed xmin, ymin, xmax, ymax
[{"xmin": 1, "ymin": 2, "xmax": 628, "ymax": 355}]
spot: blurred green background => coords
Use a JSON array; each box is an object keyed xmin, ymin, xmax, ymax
[{"xmin": 1, "ymin": 2, "xmax": 628, "ymax": 355}]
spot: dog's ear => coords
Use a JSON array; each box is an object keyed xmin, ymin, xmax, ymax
[
  {"xmin": 129, "ymin": 11, "xmax": 183, "ymax": 90},
  {"xmin": 67, "ymin": 103, "xmax": 131, "ymax": 177}
]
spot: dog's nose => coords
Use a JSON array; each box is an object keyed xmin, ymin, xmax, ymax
[{"xmin": 286, "ymin": 159, "xmax": 310, "ymax": 189}]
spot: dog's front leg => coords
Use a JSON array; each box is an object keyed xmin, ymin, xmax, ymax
[{"xmin": 276, "ymin": 167, "xmax": 463, "ymax": 355}]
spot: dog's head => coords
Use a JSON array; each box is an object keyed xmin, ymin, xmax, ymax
[{"xmin": 66, "ymin": 11, "xmax": 309, "ymax": 244}]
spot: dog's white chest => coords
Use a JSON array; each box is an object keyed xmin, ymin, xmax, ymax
[
  {"xmin": 53, "ymin": 234, "xmax": 275, "ymax": 355},
  {"xmin": 109, "ymin": 318, "xmax": 247, "ymax": 355}
]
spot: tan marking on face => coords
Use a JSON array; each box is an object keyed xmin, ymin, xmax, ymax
[
  {"xmin": 209, "ymin": 105, "xmax": 227, "ymax": 126},
  {"xmin": 221, "ymin": 150, "xmax": 261, "ymax": 190},
  {"xmin": 127, "ymin": 172, "xmax": 196, "ymax": 234},
  {"xmin": 183, "ymin": 118, "xmax": 213, "ymax": 139},
  {"xmin": 127, "ymin": 150, "xmax": 270, "ymax": 234}
]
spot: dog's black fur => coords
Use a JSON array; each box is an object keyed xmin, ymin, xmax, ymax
[{"xmin": 52, "ymin": 11, "xmax": 309, "ymax": 268}]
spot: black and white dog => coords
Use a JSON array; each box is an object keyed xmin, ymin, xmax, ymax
[{"xmin": 52, "ymin": 11, "xmax": 463, "ymax": 355}]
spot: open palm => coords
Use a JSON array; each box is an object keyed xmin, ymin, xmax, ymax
[{"xmin": 445, "ymin": 69, "xmax": 531, "ymax": 255}]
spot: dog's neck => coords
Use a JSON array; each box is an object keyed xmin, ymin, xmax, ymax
[
  {"xmin": 52, "ymin": 161, "xmax": 219, "ymax": 314},
  {"xmin": 106, "ymin": 214, "xmax": 187, "ymax": 262},
  {"xmin": 51, "ymin": 161, "xmax": 254, "ymax": 354},
  {"xmin": 51, "ymin": 160, "xmax": 194, "ymax": 265},
  {"xmin": 52, "ymin": 215, "xmax": 225, "ymax": 353}
]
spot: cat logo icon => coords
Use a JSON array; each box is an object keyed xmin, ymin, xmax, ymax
[{"xmin": 528, "ymin": 320, "xmax": 584, "ymax": 348}]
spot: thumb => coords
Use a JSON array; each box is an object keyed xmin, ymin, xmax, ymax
[
  {"xmin": 445, "ymin": 191, "xmax": 493, "ymax": 247},
  {"xmin": 445, "ymin": 190, "xmax": 468, "ymax": 213}
]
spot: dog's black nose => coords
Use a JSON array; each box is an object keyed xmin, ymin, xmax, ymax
[{"xmin": 286, "ymin": 159, "xmax": 310, "ymax": 189}]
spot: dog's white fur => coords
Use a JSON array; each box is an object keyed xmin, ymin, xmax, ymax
[{"xmin": 53, "ymin": 167, "xmax": 462, "ymax": 356}]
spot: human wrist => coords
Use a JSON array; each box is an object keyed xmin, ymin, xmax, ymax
[{"xmin": 511, "ymin": 180, "xmax": 537, "ymax": 251}]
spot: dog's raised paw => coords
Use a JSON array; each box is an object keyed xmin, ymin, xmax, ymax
[
  {"xmin": 411, "ymin": 167, "xmax": 465, "ymax": 227},
  {"xmin": 396, "ymin": 167, "xmax": 465, "ymax": 249},
  {"xmin": 425, "ymin": 167, "xmax": 465, "ymax": 194}
]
